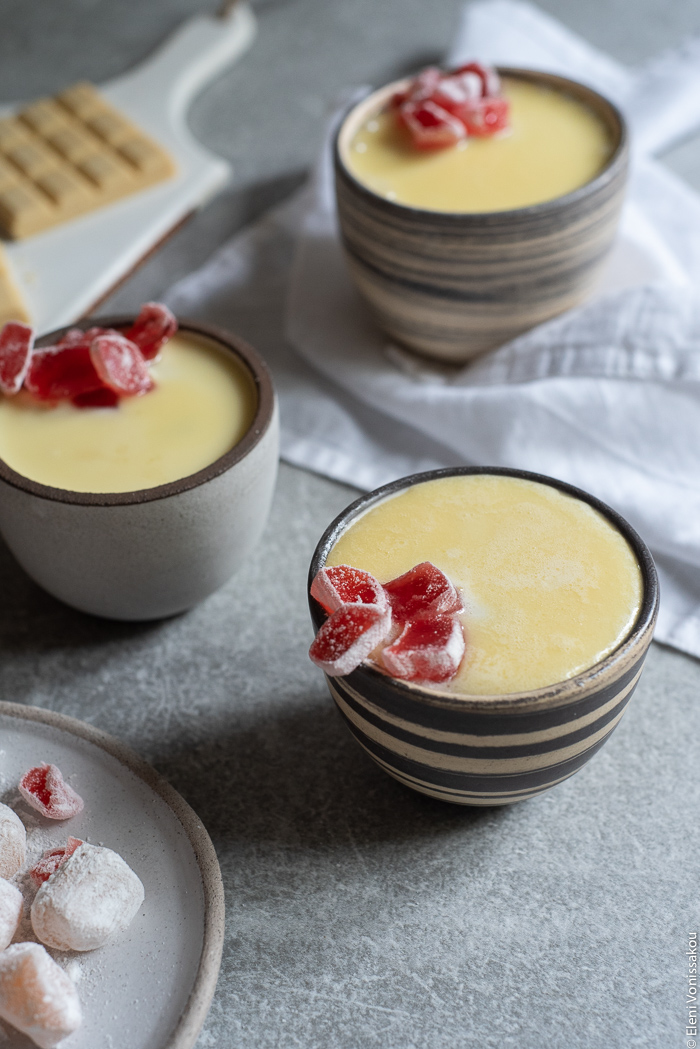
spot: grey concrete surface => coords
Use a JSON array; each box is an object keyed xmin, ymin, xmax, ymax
[{"xmin": 0, "ymin": 1, "xmax": 698, "ymax": 1047}]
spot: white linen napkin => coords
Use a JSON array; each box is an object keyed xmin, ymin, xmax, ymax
[{"xmin": 166, "ymin": 0, "xmax": 700, "ymax": 658}]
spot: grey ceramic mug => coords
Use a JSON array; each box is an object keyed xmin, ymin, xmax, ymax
[{"xmin": 0, "ymin": 317, "xmax": 279, "ymax": 620}]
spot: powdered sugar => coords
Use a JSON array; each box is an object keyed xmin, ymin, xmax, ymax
[
  {"xmin": 0, "ymin": 943, "xmax": 81, "ymax": 1049},
  {"xmin": 31, "ymin": 843, "xmax": 145, "ymax": 952},
  {"xmin": 19, "ymin": 766, "xmax": 84, "ymax": 822}
]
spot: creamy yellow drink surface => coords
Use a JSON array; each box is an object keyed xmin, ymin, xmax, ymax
[
  {"xmin": 346, "ymin": 77, "xmax": 613, "ymax": 212},
  {"xmin": 326, "ymin": 475, "xmax": 642, "ymax": 695},
  {"xmin": 0, "ymin": 332, "xmax": 257, "ymax": 493}
]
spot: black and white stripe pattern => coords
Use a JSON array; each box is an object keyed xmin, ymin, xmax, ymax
[
  {"xmin": 309, "ymin": 468, "xmax": 659, "ymax": 806},
  {"xmin": 335, "ymin": 70, "xmax": 628, "ymax": 363}
]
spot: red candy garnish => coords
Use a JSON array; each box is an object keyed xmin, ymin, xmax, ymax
[
  {"xmin": 0, "ymin": 321, "xmax": 34, "ymax": 394},
  {"xmin": 0, "ymin": 302, "xmax": 176, "ymax": 408},
  {"xmin": 397, "ymin": 100, "xmax": 466, "ymax": 150},
  {"xmin": 25, "ymin": 343, "xmax": 104, "ymax": 401},
  {"xmin": 18, "ymin": 764, "xmax": 84, "ymax": 821},
  {"xmin": 392, "ymin": 61, "xmax": 509, "ymax": 149},
  {"xmin": 381, "ymin": 614, "xmax": 466, "ymax": 683},
  {"xmin": 309, "ymin": 561, "xmax": 466, "ymax": 683},
  {"xmin": 29, "ymin": 838, "xmax": 83, "ymax": 887},
  {"xmin": 383, "ymin": 562, "xmax": 463, "ymax": 623},
  {"xmin": 310, "ymin": 603, "xmax": 392, "ymax": 677},
  {"xmin": 124, "ymin": 302, "xmax": 177, "ymax": 361},
  {"xmin": 90, "ymin": 332, "xmax": 154, "ymax": 396},
  {"xmin": 454, "ymin": 61, "xmax": 501, "ymax": 99},
  {"xmin": 311, "ymin": 565, "xmax": 389, "ymax": 615}
]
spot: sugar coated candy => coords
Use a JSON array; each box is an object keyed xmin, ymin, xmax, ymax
[
  {"xmin": 0, "ymin": 803, "xmax": 26, "ymax": 879},
  {"xmin": 0, "ymin": 878, "xmax": 23, "ymax": 951},
  {"xmin": 381, "ymin": 614, "xmax": 466, "ymax": 683},
  {"xmin": 124, "ymin": 301, "xmax": 177, "ymax": 360},
  {"xmin": 397, "ymin": 99, "xmax": 466, "ymax": 150},
  {"xmin": 309, "ymin": 603, "xmax": 392, "ymax": 677},
  {"xmin": 19, "ymin": 764, "xmax": 84, "ymax": 821},
  {"xmin": 0, "ymin": 320, "xmax": 34, "ymax": 394},
  {"xmin": 31, "ymin": 842, "xmax": 145, "ymax": 951},
  {"xmin": 25, "ymin": 342, "xmax": 104, "ymax": 401},
  {"xmin": 0, "ymin": 942, "xmax": 81, "ymax": 1048},
  {"xmin": 30, "ymin": 838, "xmax": 83, "ymax": 888},
  {"xmin": 392, "ymin": 61, "xmax": 509, "ymax": 149},
  {"xmin": 383, "ymin": 562, "xmax": 463, "ymax": 623},
  {"xmin": 310, "ymin": 564, "xmax": 388, "ymax": 615},
  {"xmin": 90, "ymin": 332, "xmax": 154, "ymax": 396}
]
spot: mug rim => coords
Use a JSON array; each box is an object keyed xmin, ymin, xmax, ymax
[
  {"xmin": 308, "ymin": 466, "xmax": 659, "ymax": 713},
  {"xmin": 0, "ymin": 316, "xmax": 276, "ymax": 507},
  {"xmin": 334, "ymin": 66, "xmax": 628, "ymax": 223}
]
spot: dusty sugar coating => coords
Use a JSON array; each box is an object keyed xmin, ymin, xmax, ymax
[
  {"xmin": 382, "ymin": 614, "xmax": 465, "ymax": 683},
  {"xmin": 0, "ymin": 878, "xmax": 22, "ymax": 950},
  {"xmin": 30, "ymin": 838, "xmax": 83, "ymax": 887},
  {"xmin": 310, "ymin": 565, "xmax": 389, "ymax": 614},
  {"xmin": 19, "ymin": 765, "xmax": 84, "ymax": 821},
  {"xmin": 31, "ymin": 842, "xmax": 144, "ymax": 952},
  {"xmin": 0, "ymin": 803, "xmax": 26, "ymax": 879},
  {"xmin": 0, "ymin": 942, "xmax": 81, "ymax": 1048},
  {"xmin": 309, "ymin": 604, "xmax": 392, "ymax": 677}
]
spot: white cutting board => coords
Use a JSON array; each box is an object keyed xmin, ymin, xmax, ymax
[{"xmin": 0, "ymin": 2, "xmax": 256, "ymax": 336}]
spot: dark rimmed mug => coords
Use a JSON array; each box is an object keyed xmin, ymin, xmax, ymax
[
  {"xmin": 0, "ymin": 317, "xmax": 279, "ymax": 620},
  {"xmin": 308, "ymin": 467, "xmax": 658, "ymax": 806}
]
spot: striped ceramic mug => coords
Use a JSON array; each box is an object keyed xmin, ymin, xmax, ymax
[
  {"xmin": 335, "ymin": 70, "xmax": 628, "ymax": 363},
  {"xmin": 308, "ymin": 467, "xmax": 658, "ymax": 806}
]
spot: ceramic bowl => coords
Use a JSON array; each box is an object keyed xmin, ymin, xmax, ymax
[
  {"xmin": 335, "ymin": 69, "xmax": 628, "ymax": 363},
  {"xmin": 308, "ymin": 467, "xmax": 658, "ymax": 806},
  {"xmin": 0, "ymin": 317, "xmax": 279, "ymax": 620}
]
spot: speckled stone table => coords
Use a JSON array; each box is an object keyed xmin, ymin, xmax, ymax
[{"xmin": 0, "ymin": 2, "xmax": 697, "ymax": 1046}]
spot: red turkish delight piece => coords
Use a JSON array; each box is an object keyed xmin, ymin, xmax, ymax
[
  {"xmin": 393, "ymin": 62, "xmax": 509, "ymax": 148},
  {"xmin": 383, "ymin": 562, "xmax": 463, "ymax": 623},
  {"xmin": 25, "ymin": 343, "xmax": 104, "ymax": 400},
  {"xmin": 454, "ymin": 61, "xmax": 502, "ymax": 98},
  {"xmin": 310, "ymin": 565, "xmax": 388, "ymax": 614},
  {"xmin": 0, "ymin": 321, "xmax": 34, "ymax": 395},
  {"xmin": 72, "ymin": 387, "xmax": 120, "ymax": 408},
  {"xmin": 309, "ymin": 603, "xmax": 392, "ymax": 677},
  {"xmin": 460, "ymin": 96, "xmax": 510, "ymax": 137},
  {"xmin": 397, "ymin": 99, "xmax": 466, "ymax": 150},
  {"xmin": 381, "ymin": 614, "xmax": 465, "ymax": 683},
  {"xmin": 123, "ymin": 302, "xmax": 177, "ymax": 361},
  {"xmin": 90, "ymin": 332, "xmax": 154, "ymax": 396},
  {"xmin": 29, "ymin": 838, "xmax": 83, "ymax": 887},
  {"xmin": 18, "ymin": 764, "xmax": 84, "ymax": 820},
  {"xmin": 392, "ymin": 66, "xmax": 443, "ymax": 108}
]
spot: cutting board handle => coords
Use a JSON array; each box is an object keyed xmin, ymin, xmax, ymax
[{"xmin": 105, "ymin": 2, "xmax": 257, "ymax": 120}]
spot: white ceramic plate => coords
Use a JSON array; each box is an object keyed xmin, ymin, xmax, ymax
[{"xmin": 0, "ymin": 702, "xmax": 224, "ymax": 1049}]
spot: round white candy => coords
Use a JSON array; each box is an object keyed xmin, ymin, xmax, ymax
[
  {"xmin": 31, "ymin": 842, "xmax": 144, "ymax": 952},
  {"xmin": 0, "ymin": 941, "xmax": 81, "ymax": 1049},
  {"xmin": 0, "ymin": 877, "xmax": 23, "ymax": 950},
  {"xmin": 0, "ymin": 803, "xmax": 26, "ymax": 879}
]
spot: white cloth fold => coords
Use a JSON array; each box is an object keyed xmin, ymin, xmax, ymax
[{"xmin": 167, "ymin": 0, "xmax": 700, "ymax": 659}]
